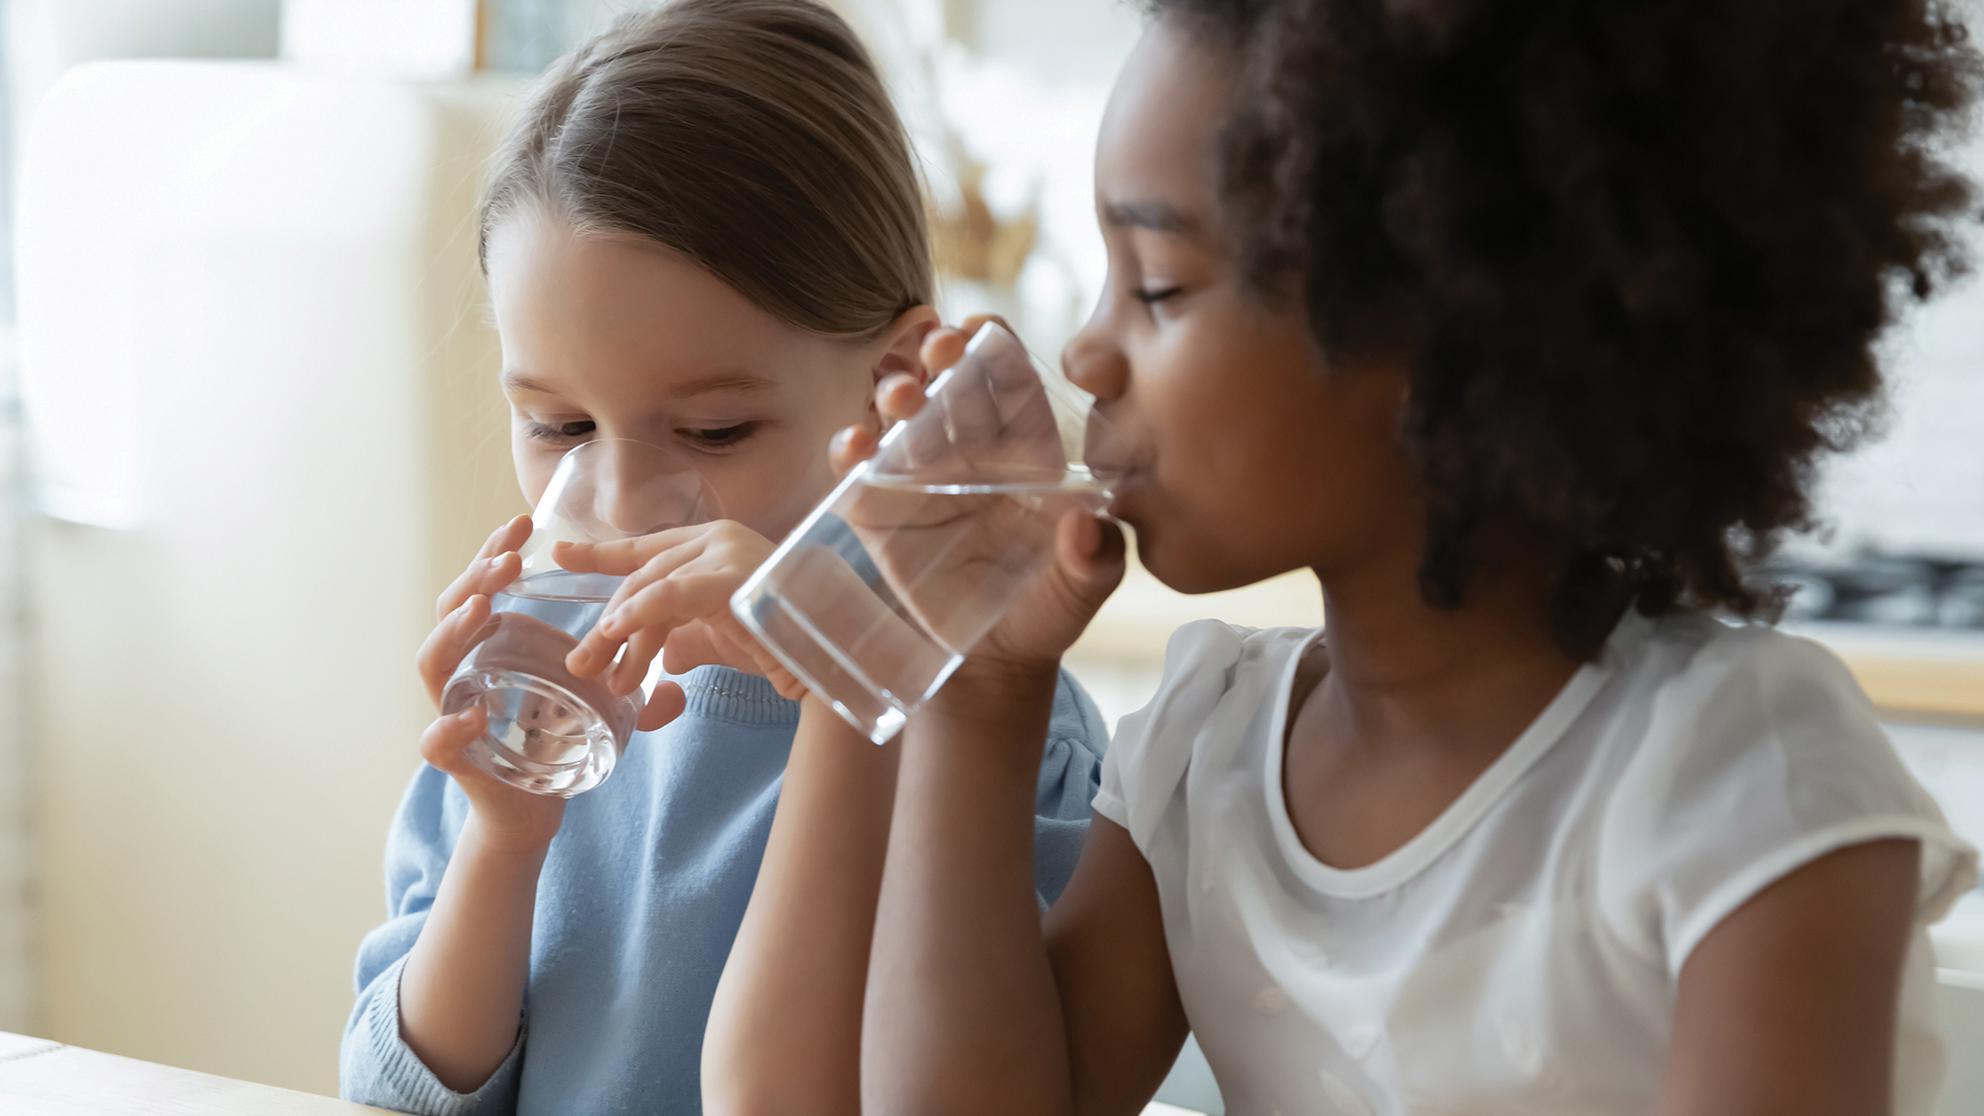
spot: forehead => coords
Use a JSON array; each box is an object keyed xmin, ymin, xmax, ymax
[
  {"xmin": 487, "ymin": 215, "xmax": 765, "ymax": 355},
  {"xmin": 1096, "ymin": 21, "xmax": 1236, "ymax": 208},
  {"xmin": 484, "ymin": 212, "xmax": 827, "ymax": 401}
]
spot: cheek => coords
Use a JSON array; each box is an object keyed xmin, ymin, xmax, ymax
[
  {"xmin": 703, "ymin": 428, "xmax": 843, "ymax": 540},
  {"xmin": 511, "ymin": 436, "xmax": 556, "ymax": 508},
  {"xmin": 1143, "ymin": 322, "xmax": 1284, "ymax": 479}
]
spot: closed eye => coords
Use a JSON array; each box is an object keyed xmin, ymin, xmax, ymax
[
  {"xmin": 523, "ymin": 419, "xmax": 596, "ymax": 443},
  {"xmin": 682, "ymin": 422, "xmax": 759, "ymax": 451}
]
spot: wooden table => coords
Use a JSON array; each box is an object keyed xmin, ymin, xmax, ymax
[{"xmin": 0, "ymin": 1032, "xmax": 388, "ymax": 1115}]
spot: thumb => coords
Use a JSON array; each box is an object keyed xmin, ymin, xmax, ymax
[{"xmin": 1052, "ymin": 511, "xmax": 1127, "ymax": 614}]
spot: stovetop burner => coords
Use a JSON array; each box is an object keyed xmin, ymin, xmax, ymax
[{"xmin": 1757, "ymin": 552, "xmax": 1984, "ymax": 630}]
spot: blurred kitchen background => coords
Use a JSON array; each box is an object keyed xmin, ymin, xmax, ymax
[{"xmin": 0, "ymin": 1, "xmax": 1979, "ymax": 1113}]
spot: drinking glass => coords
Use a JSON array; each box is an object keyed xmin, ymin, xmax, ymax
[
  {"xmin": 443, "ymin": 439, "xmax": 718, "ymax": 795},
  {"xmin": 732, "ymin": 322, "xmax": 1119, "ymax": 743}
]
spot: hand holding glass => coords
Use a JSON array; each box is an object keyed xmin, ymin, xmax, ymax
[
  {"xmin": 732, "ymin": 322, "xmax": 1119, "ymax": 743},
  {"xmin": 442, "ymin": 440, "xmax": 718, "ymax": 796}
]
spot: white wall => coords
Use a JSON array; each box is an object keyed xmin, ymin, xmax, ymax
[
  {"xmin": 0, "ymin": 339, "xmax": 27, "ymax": 1034},
  {"xmin": 1, "ymin": 0, "xmax": 283, "ymax": 1040},
  {"xmin": 1817, "ymin": 124, "xmax": 1984, "ymax": 558},
  {"xmin": 19, "ymin": 64, "xmax": 521, "ymax": 1092}
]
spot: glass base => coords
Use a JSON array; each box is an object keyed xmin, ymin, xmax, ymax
[{"xmin": 442, "ymin": 667, "xmax": 622, "ymax": 797}]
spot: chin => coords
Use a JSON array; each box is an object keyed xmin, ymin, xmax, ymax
[
  {"xmin": 1132, "ymin": 527, "xmax": 1243, "ymax": 596},
  {"xmin": 1135, "ymin": 517, "xmax": 1303, "ymax": 597}
]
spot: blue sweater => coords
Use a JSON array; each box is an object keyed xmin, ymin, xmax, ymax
[{"xmin": 340, "ymin": 665, "xmax": 1107, "ymax": 1115}]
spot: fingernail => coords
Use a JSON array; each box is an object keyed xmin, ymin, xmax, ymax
[
  {"xmin": 569, "ymin": 647, "xmax": 594, "ymax": 671},
  {"xmin": 454, "ymin": 707, "xmax": 481, "ymax": 725},
  {"xmin": 487, "ymin": 555, "xmax": 506, "ymax": 570}
]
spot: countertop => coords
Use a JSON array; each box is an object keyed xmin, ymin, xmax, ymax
[{"xmin": 1073, "ymin": 567, "xmax": 1984, "ymax": 723}]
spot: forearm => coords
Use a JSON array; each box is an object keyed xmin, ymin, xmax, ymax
[
  {"xmin": 397, "ymin": 819, "xmax": 546, "ymax": 1093},
  {"xmin": 861, "ymin": 668, "xmax": 1075, "ymax": 1116},
  {"xmin": 703, "ymin": 699, "xmax": 900, "ymax": 1114}
]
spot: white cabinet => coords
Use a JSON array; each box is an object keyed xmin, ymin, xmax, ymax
[{"xmin": 18, "ymin": 62, "xmax": 521, "ymax": 1092}]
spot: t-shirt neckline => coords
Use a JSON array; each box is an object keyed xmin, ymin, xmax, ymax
[{"xmin": 1262, "ymin": 612, "xmax": 1649, "ymax": 899}]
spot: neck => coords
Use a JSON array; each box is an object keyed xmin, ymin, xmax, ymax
[{"xmin": 1310, "ymin": 531, "xmax": 1585, "ymax": 744}]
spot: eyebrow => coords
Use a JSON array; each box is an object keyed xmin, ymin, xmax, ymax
[
  {"xmin": 501, "ymin": 369, "xmax": 776, "ymax": 399},
  {"xmin": 501, "ymin": 370, "xmax": 558, "ymax": 395},
  {"xmin": 1102, "ymin": 199, "xmax": 1206, "ymax": 237}
]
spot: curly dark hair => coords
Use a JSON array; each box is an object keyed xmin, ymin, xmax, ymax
[{"xmin": 1149, "ymin": 0, "xmax": 1983, "ymax": 655}]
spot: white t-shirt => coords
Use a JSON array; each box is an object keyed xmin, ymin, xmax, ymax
[{"xmin": 1093, "ymin": 611, "xmax": 1978, "ymax": 1116}]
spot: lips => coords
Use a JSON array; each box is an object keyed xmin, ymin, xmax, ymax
[
  {"xmin": 1082, "ymin": 425, "xmax": 1142, "ymax": 486},
  {"xmin": 1102, "ymin": 468, "xmax": 1145, "ymax": 522}
]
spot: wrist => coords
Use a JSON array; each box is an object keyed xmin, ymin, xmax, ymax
[
  {"xmin": 927, "ymin": 657, "xmax": 1061, "ymax": 715},
  {"xmin": 911, "ymin": 661, "xmax": 1061, "ymax": 775},
  {"xmin": 797, "ymin": 694, "xmax": 890, "ymax": 752},
  {"xmin": 460, "ymin": 812, "xmax": 558, "ymax": 863}
]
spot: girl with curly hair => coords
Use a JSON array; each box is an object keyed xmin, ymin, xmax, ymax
[{"xmin": 706, "ymin": 0, "xmax": 1984, "ymax": 1111}]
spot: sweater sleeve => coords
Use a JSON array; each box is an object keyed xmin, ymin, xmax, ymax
[
  {"xmin": 339, "ymin": 766, "xmax": 527, "ymax": 1115},
  {"xmin": 1029, "ymin": 668, "xmax": 1112, "ymax": 908}
]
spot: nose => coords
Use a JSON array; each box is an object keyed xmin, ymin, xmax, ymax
[
  {"xmin": 592, "ymin": 443, "xmax": 656, "ymax": 536},
  {"xmin": 580, "ymin": 441, "xmax": 712, "ymax": 536},
  {"xmin": 1062, "ymin": 312, "xmax": 1128, "ymax": 402}
]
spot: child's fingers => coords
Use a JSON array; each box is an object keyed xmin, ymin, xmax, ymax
[
  {"xmin": 957, "ymin": 312, "xmax": 1013, "ymax": 339},
  {"xmin": 636, "ymin": 681, "xmax": 689, "ymax": 733},
  {"xmin": 919, "ymin": 327, "xmax": 970, "ymax": 379},
  {"xmin": 436, "ymin": 547, "xmax": 522, "ymax": 621},
  {"xmin": 664, "ymin": 617, "xmax": 775, "ymax": 681},
  {"xmin": 875, "ymin": 373, "xmax": 929, "ymax": 425},
  {"xmin": 432, "ymin": 514, "xmax": 529, "ymax": 619},
  {"xmin": 607, "ymin": 624, "xmax": 667, "ymax": 696},
  {"xmin": 479, "ymin": 514, "xmax": 532, "ymax": 561},
  {"xmin": 597, "ymin": 538, "xmax": 709, "ymax": 622},
  {"xmin": 416, "ymin": 594, "xmax": 493, "ymax": 705},
  {"xmin": 916, "ymin": 316, "xmax": 1013, "ymax": 381},
  {"xmin": 830, "ymin": 425, "xmax": 881, "ymax": 478},
  {"xmin": 562, "ymin": 539, "xmax": 709, "ymax": 679},
  {"xmin": 660, "ymin": 621, "xmax": 722, "ymax": 675},
  {"xmin": 418, "ymin": 705, "xmax": 487, "ymax": 776},
  {"xmin": 1053, "ymin": 510, "xmax": 1128, "ymax": 608},
  {"xmin": 553, "ymin": 524, "xmax": 706, "ymax": 577},
  {"xmin": 565, "ymin": 571, "xmax": 731, "ymax": 676}
]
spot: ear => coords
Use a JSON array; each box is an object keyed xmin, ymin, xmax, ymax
[{"xmin": 872, "ymin": 304, "xmax": 941, "ymax": 388}]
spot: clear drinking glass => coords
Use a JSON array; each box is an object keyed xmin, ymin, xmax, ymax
[
  {"xmin": 731, "ymin": 321, "xmax": 1120, "ymax": 743},
  {"xmin": 442, "ymin": 439, "xmax": 719, "ymax": 796}
]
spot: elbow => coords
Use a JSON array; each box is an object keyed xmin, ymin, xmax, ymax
[
  {"xmin": 702, "ymin": 1048, "xmax": 860, "ymax": 1116},
  {"xmin": 703, "ymin": 1079, "xmax": 857, "ymax": 1116},
  {"xmin": 859, "ymin": 1077, "xmax": 1076, "ymax": 1116}
]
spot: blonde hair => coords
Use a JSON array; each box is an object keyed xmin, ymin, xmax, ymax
[{"xmin": 479, "ymin": 0, "xmax": 932, "ymax": 340}]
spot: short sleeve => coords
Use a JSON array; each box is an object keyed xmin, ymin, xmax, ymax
[
  {"xmin": 1092, "ymin": 620, "xmax": 1258, "ymax": 850},
  {"xmin": 1595, "ymin": 626, "xmax": 1979, "ymax": 977}
]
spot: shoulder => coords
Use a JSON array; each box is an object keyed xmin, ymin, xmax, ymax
[
  {"xmin": 1628, "ymin": 612, "xmax": 1879, "ymax": 736},
  {"xmin": 1605, "ymin": 613, "xmax": 1913, "ymax": 800},
  {"xmin": 1092, "ymin": 620, "xmax": 1317, "ymax": 844},
  {"xmin": 1592, "ymin": 613, "xmax": 1976, "ymax": 973},
  {"xmin": 1132, "ymin": 619, "xmax": 1312, "ymax": 734},
  {"xmin": 1150, "ymin": 615, "xmax": 1317, "ymax": 722},
  {"xmin": 1051, "ymin": 621, "xmax": 1309, "ymax": 766}
]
